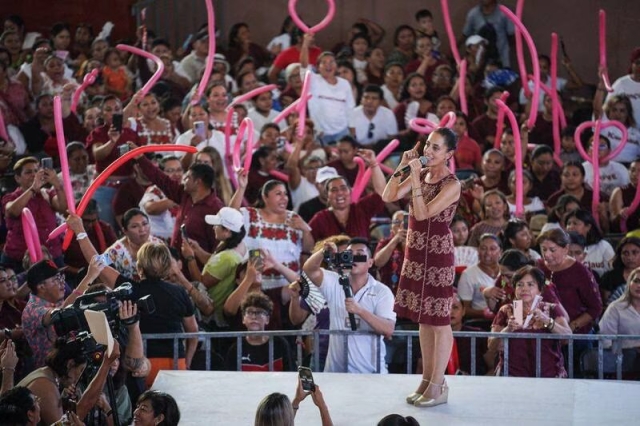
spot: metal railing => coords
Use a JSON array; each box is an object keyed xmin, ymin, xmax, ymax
[{"xmin": 141, "ymin": 330, "xmax": 640, "ymax": 380}]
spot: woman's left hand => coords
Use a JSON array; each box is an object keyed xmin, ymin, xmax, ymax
[
  {"xmin": 288, "ymin": 214, "xmax": 311, "ymax": 233},
  {"xmin": 533, "ymin": 308, "xmax": 550, "ymax": 326},
  {"xmin": 357, "ymin": 148, "xmax": 377, "ymax": 167}
]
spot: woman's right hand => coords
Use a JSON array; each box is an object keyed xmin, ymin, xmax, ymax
[
  {"xmin": 66, "ymin": 213, "xmax": 85, "ymax": 234},
  {"xmin": 399, "ymin": 141, "xmax": 420, "ymax": 167},
  {"xmin": 0, "ymin": 339, "xmax": 18, "ymax": 370},
  {"xmin": 181, "ymin": 239, "xmax": 195, "ymax": 258},
  {"xmin": 236, "ymin": 167, "xmax": 248, "ymax": 189}
]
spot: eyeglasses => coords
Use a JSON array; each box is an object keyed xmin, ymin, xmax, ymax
[
  {"xmin": 367, "ymin": 123, "xmax": 375, "ymax": 139},
  {"xmin": 0, "ymin": 275, "xmax": 17, "ymax": 283},
  {"xmin": 244, "ymin": 309, "xmax": 269, "ymax": 318},
  {"xmin": 43, "ymin": 273, "xmax": 65, "ymax": 285}
]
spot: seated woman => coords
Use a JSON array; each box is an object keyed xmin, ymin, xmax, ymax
[
  {"xmin": 458, "ymin": 234, "xmax": 502, "ymax": 324},
  {"xmin": 505, "ymin": 170, "xmax": 545, "ymax": 220},
  {"xmin": 502, "ymin": 219, "xmax": 541, "ymax": 262},
  {"xmin": 468, "ymin": 190, "xmax": 509, "ymax": 247},
  {"xmin": 610, "ymin": 160, "xmax": 640, "ymax": 233},
  {"xmin": 565, "ymin": 209, "xmax": 614, "ymax": 278},
  {"xmin": 489, "ymin": 265, "xmax": 572, "ymax": 377},
  {"xmin": 600, "ymin": 237, "xmax": 640, "ymax": 305},
  {"xmin": 598, "ymin": 267, "xmax": 640, "ymax": 377},
  {"xmin": 224, "ymin": 292, "xmax": 295, "ymax": 372},
  {"xmin": 540, "ymin": 194, "xmax": 581, "ymax": 235},
  {"xmin": 133, "ymin": 390, "xmax": 181, "ymax": 426}
]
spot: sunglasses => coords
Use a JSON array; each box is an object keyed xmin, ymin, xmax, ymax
[{"xmin": 367, "ymin": 122, "xmax": 375, "ymax": 139}]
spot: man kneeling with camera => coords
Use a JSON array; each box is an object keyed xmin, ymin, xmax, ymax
[{"xmin": 303, "ymin": 237, "xmax": 396, "ymax": 373}]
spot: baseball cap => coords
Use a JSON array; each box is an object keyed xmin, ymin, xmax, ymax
[
  {"xmin": 205, "ymin": 207, "xmax": 244, "ymax": 232},
  {"xmin": 465, "ymin": 35, "xmax": 487, "ymax": 47},
  {"xmin": 27, "ymin": 259, "xmax": 62, "ymax": 286},
  {"xmin": 285, "ymin": 62, "xmax": 301, "ymax": 81},
  {"xmin": 315, "ymin": 166, "xmax": 339, "ymax": 184},
  {"xmin": 214, "ymin": 53, "xmax": 230, "ymax": 74}
]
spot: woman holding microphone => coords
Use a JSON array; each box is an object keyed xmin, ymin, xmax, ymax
[{"xmin": 382, "ymin": 128, "xmax": 460, "ymax": 407}]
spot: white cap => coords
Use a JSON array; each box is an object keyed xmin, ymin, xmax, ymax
[
  {"xmin": 285, "ymin": 62, "xmax": 301, "ymax": 81},
  {"xmin": 205, "ymin": 207, "xmax": 244, "ymax": 232},
  {"xmin": 315, "ymin": 166, "xmax": 339, "ymax": 184},
  {"xmin": 465, "ymin": 35, "xmax": 487, "ymax": 47}
]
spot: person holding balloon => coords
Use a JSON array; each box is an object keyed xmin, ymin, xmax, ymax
[{"xmin": 382, "ymin": 128, "xmax": 460, "ymax": 407}]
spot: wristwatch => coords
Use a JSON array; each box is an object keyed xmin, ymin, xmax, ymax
[{"xmin": 3, "ymin": 328, "xmax": 11, "ymax": 339}]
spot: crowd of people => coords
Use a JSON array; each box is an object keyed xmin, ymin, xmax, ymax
[{"xmin": 1, "ymin": 0, "xmax": 640, "ymax": 423}]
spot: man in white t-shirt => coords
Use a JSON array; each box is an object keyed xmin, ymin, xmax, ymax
[
  {"xmin": 349, "ymin": 85, "xmax": 398, "ymax": 147},
  {"xmin": 247, "ymin": 91, "xmax": 285, "ymax": 132},
  {"xmin": 582, "ymin": 135, "xmax": 630, "ymax": 197},
  {"xmin": 605, "ymin": 48, "xmax": 640, "ymax": 130},
  {"xmin": 300, "ymin": 33, "xmax": 355, "ymax": 145},
  {"xmin": 303, "ymin": 238, "xmax": 396, "ymax": 373}
]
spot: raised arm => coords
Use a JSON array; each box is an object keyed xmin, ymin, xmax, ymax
[
  {"xmin": 299, "ymin": 32, "xmax": 314, "ymax": 69},
  {"xmin": 357, "ymin": 148, "xmax": 387, "ymax": 196},
  {"xmin": 229, "ymin": 168, "xmax": 248, "ymax": 210},
  {"xmin": 382, "ymin": 143, "xmax": 420, "ymax": 202}
]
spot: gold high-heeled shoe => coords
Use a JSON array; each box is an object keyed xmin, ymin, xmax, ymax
[
  {"xmin": 406, "ymin": 379, "xmax": 430, "ymax": 404},
  {"xmin": 414, "ymin": 380, "xmax": 448, "ymax": 407}
]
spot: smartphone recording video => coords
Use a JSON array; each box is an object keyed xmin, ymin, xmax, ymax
[
  {"xmin": 112, "ymin": 113, "xmax": 124, "ymax": 132},
  {"xmin": 298, "ymin": 366, "xmax": 315, "ymax": 392}
]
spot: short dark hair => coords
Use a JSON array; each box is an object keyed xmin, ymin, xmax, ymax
[
  {"xmin": 241, "ymin": 292, "xmax": 273, "ymax": 316},
  {"xmin": 499, "ymin": 249, "xmax": 532, "ymax": 271},
  {"xmin": 122, "ymin": 208, "xmax": 148, "ymax": 230},
  {"xmin": 531, "ymin": 144, "xmax": 554, "ymax": 160},
  {"xmin": 363, "ymin": 84, "xmax": 383, "ymax": 99},
  {"xmin": 138, "ymin": 391, "xmax": 181, "ymax": 426},
  {"xmin": 567, "ymin": 230, "xmax": 586, "ymax": 248},
  {"xmin": 484, "ymin": 86, "xmax": 505, "ymax": 100},
  {"xmin": 189, "ymin": 163, "xmax": 215, "ymax": 189},
  {"xmin": 45, "ymin": 339, "xmax": 89, "ymax": 379},
  {"xmin": 349, "ymin": 237, "xmax": 372, "ymax": 257},
  {"xmin": 415, "ymin": 9, "xmax": 433, "ymax": 21},
  {"xmin": 563, "ymin": 160, "xmax": 585, "ymax": 178},
  {"xmin": 512, "ymin": 265, "xmax": 546, "ymax": 292},
  {"xmin": 160, "ymin": 156, "xmax": 181, "ymax": 170},
  {"xmin": 0, "ymin": 387, "xmax": 36, "ymax": 425},
  {"xmin": 337, "ymin": 134, "xmax": 359, "ymax": 148},
  {"xmin": 151, "ymin": 38, "xmax": 171, "ymax": 50}
]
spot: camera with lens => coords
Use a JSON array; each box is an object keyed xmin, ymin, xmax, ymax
[
  {"xmin": 51, "ymin": 283, "xmax": 155, "ymax": 338},
  {"xmin": 323, "ymin": 250, "xmax": 367, "ymax": 270}
]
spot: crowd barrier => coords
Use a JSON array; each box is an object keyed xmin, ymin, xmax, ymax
[{"xmin": 141, "ymin": 330, "xmax": 640, "ymax": 380}]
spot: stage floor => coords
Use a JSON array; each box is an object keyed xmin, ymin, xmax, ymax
[{"xmin": 153, "ymin": 371, "xmax": 639, "ymax": 425}]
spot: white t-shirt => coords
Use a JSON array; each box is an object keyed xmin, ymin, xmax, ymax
[
  {"xmin": 584, "ymin": 240, "xmax": 614, "ymax": 277},
  {"xmin": 582, "ymin": 160, "xmax": 630, "ymax": 197},
  {"xmin": 247, "ymin": 108, "xmax": 286, "ymax": 132},
  {"xmin": 404, "ymin": 102, "xmax": 438, "ymax": 130},
  {"xmin": 174, "ymin": 129, "xmax": 226, "ymax": 159},
  {"xmin": 290, "ymin": 177, "xmax": 319, "ymax": 212},
  {"xmin": 606, "ymin": 75, "xmax": 640, "ymax": 131},
  {"xmin": 305, "ymin": 70, "xmax": 356, "ymax": 135},
  {"xmin": 457, "ymin": 264, "xmax": 495, "ymax": 311},
  {"xmin": 267, "ymin": 33, "xmax": 291, "ymax": 52},
  {"xmin": 599, "ymin": 298, "xmax": 640, "ymax": 349},
  {"xmin": 139, "ymin": 185, "xmax": 175, "ymax": 241},
  {"xmin": 319, "ymin": 270, "xmax": 396, "ymax": 374},
  {"xmin": 507, "ymin": 197, "xmax": 546, "ymax": 217},
  {"xmin": 348, "ymin": 105, "xmax": 398, "ymax": 146},
  {"xmin": 381, "ymin": 85, "xmax": 398, "ymax": 111},
  {"xmin": 519, "ymin": 75, "xmax": 567, "ymax": 111}
]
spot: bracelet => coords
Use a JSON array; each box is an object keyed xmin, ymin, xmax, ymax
[
  {"xmin": 187, "ymin": 286, "xmax": 196, "ymax": 295},
  {"xmin": 76, "ymin": 232, "xmax": 88, "ymax": 241},
  {"xmin": 546, "ymin": 318, "xmax": 555, "ymax": 331},
  {"xmin": 185, "ymin": 256, "xmax": 195, "ymax": 262},
  {"xmin": 1, "ymin": 367, "xmax": 15, "ymax": 372},
  {"xmin": 105, "ymin": 409, "xmax": 113, "ymax": 417},
  {"xmin": 292, "ymin": 406, "xmax": 299, "ymax": 410}
]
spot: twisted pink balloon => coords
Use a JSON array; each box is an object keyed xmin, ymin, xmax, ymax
[
  {"xmin": 493, "ymin": 91, "xmax": 511, "ymax": 149},
  {"xmin": 53, "ymin": 96, "xmax": 76, "ymax": 216},
  {"xmin": 496, "ymin": 99, "xmax": 524, "ymax": 218},
  {"xmin": 500, "ymin": 5, "xmax": 539, "ymax": 129},
  {"xmin": 440, "ymin": 0, "xmax": 461, "ymax": 64},
  {"xmin": 273, "ymin": 94, "xmax": 312, "ymax": 124},
  {"xmin": 296, "ymin": 71, "xmax": 312, "ymax": 138},
  {"xmin": 288, "ymin": 0, "xmax": 336, "ymax": 33},
  {"xmin": 116, "ymin": 44, "xmax": 164, "ymax": 97},
  {"xmin": 549, "ymin": 33, "xmax": 563, "ymax": 167},
  {"xmin": 599, "ymin": 10, "xmax": 613, "ymax": 92},
  {"xmin": 458, "ymin": 59, "xmax": 468, "ymax": 115},
  {"xmin": 514, "ymin": 0, "xmax": 531, "ymax": 98},
  {"xmin": 574, "ymin": 120, "xmax": 628, "ymax": 164},
  {"xmin": 191, "ymin": 0, "xmax": 216, "ymax": 104},
  {"xmin": 351, "ymin": 139, "xmax": 400, "ymax": 202},
  {"xmin": 22, "ymin": 208, "xmax": 42, "ymax": 263},
  {"xmin": 71, "ymin": 68, "xmax": 98, "ymax": 114},
  {"xmin": 350, "ymin": 157, "xmax": 367, "ymax": 203},
  {"xmin": 232, "ymin": 118, "xmax": 255, "ymax": 172}
]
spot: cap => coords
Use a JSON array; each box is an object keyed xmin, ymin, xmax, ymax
[
  {"xmin": 465, "ymin": 35, "xmax": 487, "ymax": 47},
  {"xmin": 214, "ymin": 53, "xmax": 230, "ymax": 74},
  {"xmin": 205, "ymin": 207, "xmax": 244, "ymax": 233},
  {"xmin": 285, "ymin": 62, "xmax": 301, "ymax": 81},
  {"xmin": 194, "ymin": 30, "xmax": 209, "ymax": 42},
  {"xmin": 27, "ymin": 259, "xmax": 62, "ymax": 286},
  {"xmin": 315, "ymin": 166, "xmax": 339, "ymax": 184}
]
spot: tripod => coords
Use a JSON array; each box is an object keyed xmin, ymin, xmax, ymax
[{"xmin": 337, "ymin": 267, "xmax": 357, "ymax": 331}]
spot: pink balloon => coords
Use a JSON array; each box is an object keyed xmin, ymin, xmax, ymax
[
  {"xmin": 409, "ymin": 117, "xmax": 437, "ymax": 134},
  {"xmin": 223, "ymin": 109, "xmax": 238, "ymax": 189},
  {"xmin": 52, "ymin": 145, "xmax": 198, "ymax": 248},
  {"xmin": 573, "ymin": 120, "xmax": 628, "ymax": 164},
  {"xmin": 297, "ymin": 71, "xmax": 312, "ymax": 138},
  {"xmin": 500, "ymin": 5, "xmax": 540, "ymax": 129},
  {"xmin": 191, "ymin": 0, "xmax": 216, "ymax": 104},
  {"xmin": 599, "ymin": 10, "xmax": 613, "ymax": 92},
  {"xmin": 458, "ymin": 59, "xmax": 468, "ymax": 115},
  {"xmin": 232, "ymin": 118, "xmax": 255, "ymax": 172},
  {"xmin": 439, "ymin": 112, "xmax": 457, "ymax": 129},
  {"xmin": 621, "ymin": 174, "xmax": 640, "ymax": 233},
  {"xmin": 350, "ymin": 157, "xmax": 368, "ymax": 203},
  {"xmin": 439, "ymin": 0, "xmax": 461, "ymax": 64},
  {"xmin": 288, "ymin": 0, "xmax": 336, "ymax": 33},
  {"xmin": 71, "ymin": 68, "xmax": 98, "ymax": 114},
  {"xmin": 493, "ymin": 91, "xmax": 511, "ymax": 149},
  {"xmin": 22, "ymin": 208, "xmax": 42, "ymax": 263},
  {"xmin": 496, "ymin": 99, "xmax": 524, "ymax": 218},
  {"xmin": 514, "ymin": 0, "xmax": 531, "ymax": 98},
  {"xmin": 117, "ymin": 44, "xmax": 164, "ymax": 97},
  {"xmin": 352, "ymin": 139, "xmax": 400, "ymax": 202},
  {"xmin": 591, "ymin": 120, "xmax": 602, "ymax": 229},
  {"xmin": 0, "ymin": 107, "xmax": 10, "ymax": 143},
  {"xmin": 53, "ymin": 96, "xmax": 76, "ymax": 215},
  {"xmin": 528, "ymin": 75, "xmax": 567, "ymax": 131},
  {"xmin": 549, "ymin": 33, "xmax": 563, "ymax": 168},
  {"xmin": 273, "ymin": 94, "xmax": 312, "ymax": 124},
  {"xmin": 229, "ymin": 85, "xmax": 278, "ymax": 109},
  {"xmin": 269, "ymin": 169, "xmax": 290, "ymax": 183}
]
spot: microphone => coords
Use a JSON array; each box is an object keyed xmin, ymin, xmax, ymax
[{"xmin": 393, "ymin": 156, "xmax": 428, "ymax": 177}]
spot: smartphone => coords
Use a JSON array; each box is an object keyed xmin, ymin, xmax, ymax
[
  {"xmin": 249, "ymin": 249, "xmax": 262, "ymax": 260},
  {"xmin": 180, "ymin": 224, "xmax": 189, "ymax": 240},
  {"xmin": 118, "ymin": 144, "xmax": 130, "ymax": 157},
  {"xmin": 193, "ymin": 121, "xmax": 206, "ymax": 139},
  {"xmin": 513, "ymin": 300, "xmax": 524, "ymax": 326},
  {"xmin": 403, "ymin": 216, "xmax": 409, "ymax": 229},
  {"xmin": 41, "ymin": 157, "xmax": 53, "ymax": 170},
  {"xmin": 298, "ymin": 366, "xmax": 315, "ymax": 392},
  {"xmin": 94, "ymin": 253, "xmax": 112, "ymax": 266},
  {"xmin": 112, "ymin": 113, "xmax": 123, "ymax": 132}
]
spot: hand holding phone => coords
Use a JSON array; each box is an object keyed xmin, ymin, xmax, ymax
[
  {"xmin": 180, "ymin": 224, "xmax": 189, "ymax": 241},
  {"xmin": 193, "ymin": 121, "xmax": 206, "ymax": 139},
  {"xmin": 298, "ymin": 366, "xmax": 315, "ymax": 392},
  {"xmin": 112, "ymin": 113, "xmax": 123, "ymax": 132},
  {"xmin": 41, "ymin": 157, "xmax": 53, "ymax": 170}
]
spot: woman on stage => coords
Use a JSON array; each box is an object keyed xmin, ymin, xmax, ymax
[{"xmin": 382, "ymin": 127, "xmax": 461, "ymax": 407}]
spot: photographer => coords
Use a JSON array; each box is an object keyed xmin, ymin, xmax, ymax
[
  {"xmin": 66, "ymin": 214, "xmax": 198, "ymax": 389},
  {"xmin": 303, "ymin": 238, "xmax": 396, "ymax": 373}
]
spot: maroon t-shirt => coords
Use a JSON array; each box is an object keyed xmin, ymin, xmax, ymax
[
  {"xmin": 309, "ymin": 193, "xmax": 384, "ymax": 241},
  {"xmin": 85, "ymin": 125, "xmax": 140, "ymax": 176},
  {"xmin": 374, "ymin": 236, "xmax": 404, "ymax": 295},
  {"xmin": 470, "ymin": 114, "xmax": 497, "ymax": 151},
  {"xmin": 528, "ymin": 112, "xmax": 554, "ymax": 147},
  {"xmin": 326, "ymin": 160, "xmax": 359, "ymax": 187},
  {"xmin": 112, "ymin": 180, "xmax": 151, "ymax": 218}
]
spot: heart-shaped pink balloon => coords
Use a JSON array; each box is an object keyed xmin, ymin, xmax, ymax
[
  {"xmin": 573, "ymin": 120, "xmax": 628, "ymax": 164},
  {"xmin": 288, "ymin": 0, "xmax": 335, "ymax": 33}
]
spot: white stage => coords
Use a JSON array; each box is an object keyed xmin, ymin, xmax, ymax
[{"xmin": 153, "ymin": 371, "xmax": 639, "ymax": 425}]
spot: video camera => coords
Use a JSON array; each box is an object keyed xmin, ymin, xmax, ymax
[
  {"xmin": 51, "ymin": 283, "xmax": 155, "ymax": 339},
  {"xmin": 323, "ymin": 250, "xmax": 367, "ymax": 270}
]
